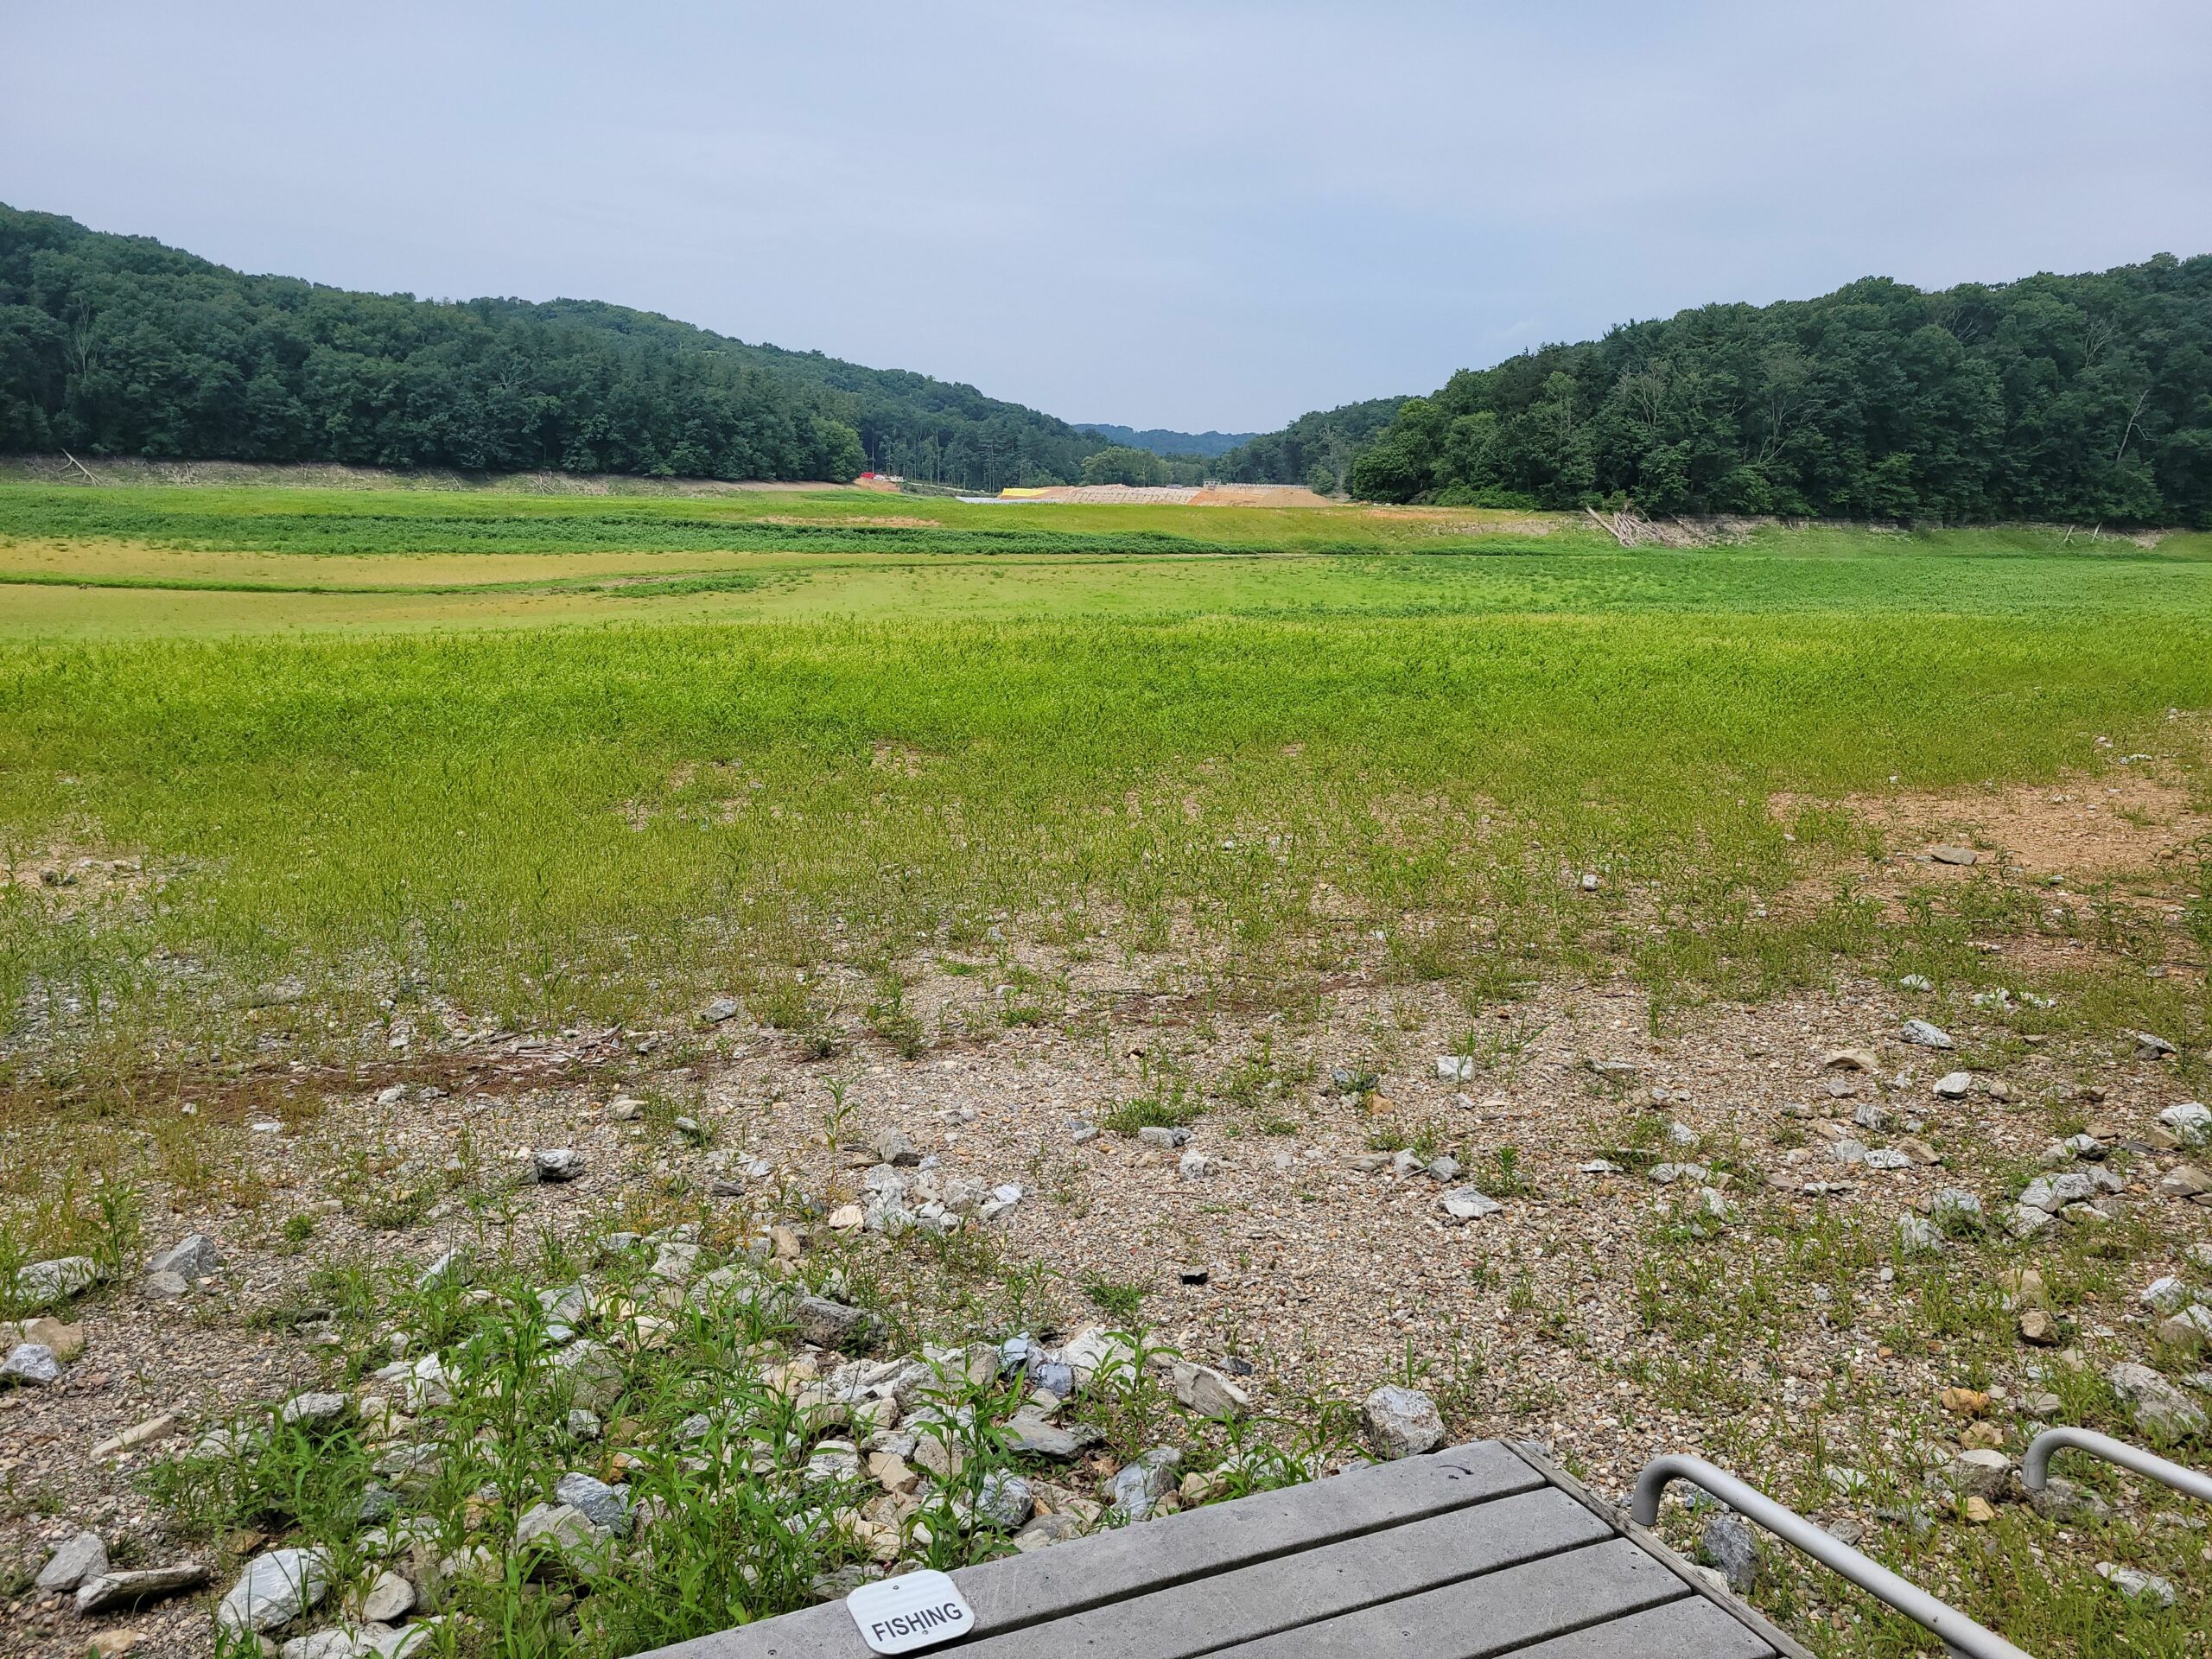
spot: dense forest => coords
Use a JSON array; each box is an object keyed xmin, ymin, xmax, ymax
[
  {"xmin": 1214, "ymin": 397, "xmax": 1408, "ymax": 493},
  {"xmin": 1344, "ymin": 257, "xmax": 2212, "ymax": 525},
  {"xmin": 0, "ymin": 206, "xmax": 1107, "ymax": 490},
  {"xmin": 1075, "ymin": 423, "xmax": 1256, "ymax": 459},
  {"xmin": 1077, "ymin": 445, "xmax": 1208, "ymax": 486}
]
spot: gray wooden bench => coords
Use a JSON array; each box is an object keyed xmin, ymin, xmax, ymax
[{"xmin": 641, "ymin": 1440, "xmax": 1812, "ymax": 1658}]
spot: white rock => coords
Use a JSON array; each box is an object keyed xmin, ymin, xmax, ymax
[
  {"xmin": 2098, "ymin": 1563, "xmax": 2177, "ymax": 1608},
  {"xmin": 1900, "ymin": 1019, "xmax": 1955, "ymax": 1049},
  {"xmin": 555, "ymin": 1471, "xmax": 632, "ymax": 1535},
  {"xmin": 1360, "ymin": 1385, "xmax": 1445, "ymax": 1459},
  {"xmin": 279, "ymin": 1391, "xmax": 350, "ymax": 1427},
  {"xmin": 2141, "ymin": 1275, "xmax": 2190, "ymax": 1314},
  {"xmin": 146, "ymin": 1233, "xmax": 221, "ymax": 1280},
  {"xmin": 1897, "ymin": 1216, "xmax": 1945, "ymax": 1255},
  {"xmin": 1931, "ymin": 1071, "xmax": 1973, "ymax": 1098},
  {"xmin": 358, "ymin": 1568, "xmax": 415, "ymax": 1623},
  {"xmin": 515, "ymin": 1502, "xmax": 613, "ymax": 1577},
  {"xmin": 1171, "ymin": 1360, "xmax": 1252, "ymax": 1419},
  {"xmin": 2158, "ymin": 1103, "xmax": 2211, "ymax": 1147},
  {"xmin": 35, "ymin": 1529, "xmax": 108, "ymax": 1592},
  {"xmin": 215, "ymin": 1548, "xmax": 331, "ymax": 1633},
  {"xmin": 12, "ymin": 1255, "xmax": 99, "ymax": 1306},
  {"xmin": 1438, "ymin": 1186, "xmax": 1501, "ymax": 1223},
  {"xmin": 1, "ymin": 1343, "xmax": 61, "ymax": 1385},
  {"xmin": 1435, "ymin": 1055, "xmax": 1475, "ymax": 1082},
  {"xmin": 2109, "ymin": 1362, "xmax": 2209, "ymax": 1438}
]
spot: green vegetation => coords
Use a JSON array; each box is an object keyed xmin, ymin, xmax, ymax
[
  {"xmin": 1079, "ymin": 445, "xmax": 1205, "ymax": 487},
  {"xmin": 1074, "ymin": 423, "xmax": 1257, "ymax": 461},
  {"xmin": 1345, "ymin": 255, "xmax": 2212, "ymax": 523},
  {"xmin": 138, "ymin": 1219, "xmax": 1344, "ymax": 1659},
  {"xmin": 0, "ymin": 486, "xmax": 2206, "ymax": 1096},
  {"xmin": 0, "ymin": 204, "xmax": 1109, "ymax": 490},
  {"xmin": 1216, "ymin": 396, "xmax": 1407, "ymax": 493}
]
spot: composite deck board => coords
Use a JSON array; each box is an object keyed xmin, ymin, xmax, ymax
[
  {"xmin": 950, "ymin": 1488, "xmax": 1609, "ymax": 1659},
  {"xmin": 1219, "ymin": 1537, "xmax": 1688, "ymax": 1659},
  {"xmin": 1504, "ymin": 1598, "xmax": 1777, "ymax": 1659},
  {"xmin": 642, "ymin": 1440, "xmax": 1804, "ymax": 1658},
  {"xmin": 664, "ymin": 1440, "xmax": 1543, "ymax": 1659}
]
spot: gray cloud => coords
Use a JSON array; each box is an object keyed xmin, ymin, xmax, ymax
[{"xmin": 6, "ymin": 0, "xmax": 2208, "ymax": 429}]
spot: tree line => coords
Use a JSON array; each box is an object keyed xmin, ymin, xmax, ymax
[
  {"xmin": 1212, "ymin": 397, "xmax": 1406, "ymax": 493},
  {"xmin": 1341, "ymin": 257, "xmax": 2212, "ymax": 525},
  {"xmin": 0, "ymin": 206, "xmax": 1113, "ymax": 490}
]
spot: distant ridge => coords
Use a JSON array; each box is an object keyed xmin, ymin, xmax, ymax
[
  {"xmin": 1073, "ymin": 423, "xmax": 1258, "ymax": 460},
  {"xmin": 0, "ymin": 203, "xmax": 1114, "ymax": 493}
]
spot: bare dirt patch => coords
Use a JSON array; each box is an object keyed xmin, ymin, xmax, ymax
[{"xmin": 1827, "ymin": 771, "xmax": 2208, "ymax": 886}]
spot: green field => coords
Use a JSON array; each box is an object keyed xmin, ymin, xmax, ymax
[
  {"xmin": 3, "ymin": 480, "xmax": 2211, "ymax": 1659},
  {"xmin": 2, "ymin": 482, "xmax": 2208, "ymax": 1091}
]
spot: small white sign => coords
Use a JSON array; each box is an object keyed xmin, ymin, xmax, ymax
[{"xmin": 846, "ymin": 1569, "xmax": 976, "ymax": 1655}]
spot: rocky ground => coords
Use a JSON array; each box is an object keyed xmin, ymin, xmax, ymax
[{"xmin": 3, "ymin": 795, "xmax": 2210, "ymax": 1656}]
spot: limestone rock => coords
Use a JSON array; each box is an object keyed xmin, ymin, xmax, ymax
[
  {"xmin": 2109, "ymin": 1362, "xmax": 2209, "ymax": 1438},
  {"xmin": 2099, "ymin": 1563, "xmax": 2177, "ymax": 1608},
  {"xmin": 1361, "ymin": 1385, "xmax": 1445, "ymax": 1460},
  {"xmin": 2158, "ymin": 1103, "xmax": 2211, "ymax": 1147},
  {"xmin": 357, "ymin": 1569, "xmax": 415, "ymax": 1624},
  {"xmin": 13, "ymin": 1255, "xmax": 99, "ymax": 1306},
  {"xmin": 1171, "ymin": 1360, "xmax": 1252, "ymax": 1419},
  {"xmin": 1438, "ymin": 1186, "xmax": 1501, "ymax": 1224},
  {"xmin": 550, "ymin": 1340, "xmax": 626, "ymax": 1411},
  {"xmin": 1700, "ymin": 1515, "xmax": 1758, "ymax": 1594},
  {"xmin": 215, "ymin": 1548, "xmax": 331, "ymax": 1633},
  {"xmin": 1945, "ymin": 1449, "xmax": 2012, "ymax": 1503},
  {"xmin": 556, "ymin": 1471, "xmax": 632, "ymax": 1536},
  {"xmin": 1001, "ymin": 1408, "xmax": 1104, "ymax": 1461},
  {"xmin": 1897, "ymin": 1216, "xmax": 1944, "ymax": 1255},
  {"xmin": 17, "ymin": 1316, "xmax": 85, "ymax": 1362},
  {"xmin": 279, "ymin": 1391, "xmax": 350, "ymax": 1428},
  {"xmin": 35, "ymin": 1530, "xmax": 108, "ymax": 1592},
  {"xmin": 1, "ymin": 1342, "xmax": 60, "ymax": 1385},
  {"xmin": 146, "ymin": 1233, "xmax": 220, "ymax": 1280},
  {"xmin": 74, "ymin": 1562, "xmax": 210, "ymax": 1615},
  {"xmin": 514, "ymin": 1503, "xmax": 613, "ymax": 1579},
  {"xmin": 1929, "ymin": 1188, "xmax": 1983, "ymax": 1230},
  {"xmin": 1900, "ymin": 1019, "xmax": 1955, "ymax": 1050}
]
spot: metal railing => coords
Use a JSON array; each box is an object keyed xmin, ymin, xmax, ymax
[
  {"xmin": 2021, "ymin": 1427, "xmax": 2212, "ymax": 1504},
  {"xmin": 1630, "ymin": 1453, "xmax": 2034, "ymax": 1659}
]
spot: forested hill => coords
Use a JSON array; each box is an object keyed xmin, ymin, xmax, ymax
[
  {"xmin": 0, "ymin": 206, "xmax": 1103, "ymax": 489},
  {"xmin": 1073, "ymin": 423, "xmax": 1257, "ymax": 459},
  {"xmin": 1347, "ymin": 256, "xmax": 2212, "ymax": 526},
  {"xmin": 1213, "ymin": 397, "xmax": 1408, "ymax": 493}
]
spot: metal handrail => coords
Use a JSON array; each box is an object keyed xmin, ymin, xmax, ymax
[
  {"xmin": 2021, "ymin": 1427, "xmax": 2212, "ymax": 1503},
  {"xmin": 1631, "ymin": 1453, "xmax": 2034, "ymax": 1659}
]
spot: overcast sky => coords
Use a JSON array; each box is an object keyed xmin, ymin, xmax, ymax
[{"xmin": 6, "ymin": 2, "xmax": 2209, "ymax": 432}]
